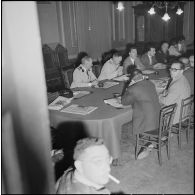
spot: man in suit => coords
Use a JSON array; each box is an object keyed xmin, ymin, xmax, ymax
[
  {"xmin": 123, "ymin": 45, "xmax": 145, "ymax": 74},
  {"xmin": 141, "ymin": 43, "xmax": 158, "ymax": 69},
  {"xmin": 121, "ymin": 68, "xmax": 161, "ymax": 135},
  {"xmin": 70, "ymin": 56, "xmax": 98, "ymax": 88},
  {"xmin": 159, "ymin": 61, "xmax": 191, "ymax": 124},
  {"xmin": 182, "ymin": 55, "xmax": 194, "ymax": 95}
]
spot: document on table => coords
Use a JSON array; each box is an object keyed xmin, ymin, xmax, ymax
[
  {"xmin": 150, "ymin": 79, "xmax": 168, "ymax": 89},
  {"xmin": 142, "ymin": 69, "xmax": 156, "ymax": 74},
  {"xmin": 104, "ymin": 97, "xmax": 132, "ymax": 109},
  {"xmin": 73, "ymin": 90, "xmax": 91, "ymax": 99},
  {"xmin": 61, "ymin": 104, "xmax": 98, "ymax": 115},
  {"xmin": 112, "ymin": 75, "xmax": 129, "ymax": 82},
  {"xmin": 48, "ymin": 96, "xmax": 72, "ymax": 110},
  {"xmin": 153, "ymin": 63, "xmax": 167, "ymax": 69}
]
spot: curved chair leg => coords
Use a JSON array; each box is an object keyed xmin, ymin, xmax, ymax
[
  {"xmin": 186, "ymin": 121, "xmax": 190, "ymax": 143},
  {"xmin": 178, "ymin": 130, "xmax": 182, "ymax": 149},
  {"xmin": 166, "ymin": 139, "xmax": 170, "ymax": 160},
  {"xmin": 135, "ymin": 134, "xmax": 139, "ymax": 160},
  {"xmin": 158, "ymin": 145, "xmax": 162, "ymax": 166}
]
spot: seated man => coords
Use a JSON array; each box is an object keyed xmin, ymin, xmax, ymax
[
  {"xmin": 98, "ymin": 49, "xmax": 123, "ymax": 81},
  {"xmin": 168, "ymin": 38, "xmax": 181, "ymax": 57},
  {"xmin": 122, "ymin": 45, "xmax": 145, "ymax": 74},
  {"xmin": 177, "ymin": 35, "xmax": 187, "ymax": 54},
  {"xmin": 121, "ymin": 67, "xmax": 161, "ymax": 137},
  {"xmin": 70, "ymin": 56, "xmax": 98, "ymax": 88},
  {"xmin": 156, "ymin": 41, "xmax": 169, "ymax": 64},
  {"xmin": 141, "ymin": 43, "xmax": 158, "ymax": 69},
  {"xmin": 56, "ymin": 137, "xmax": 112, "ymax": 194},
  {"xmin": 121, "ymin": 68, "xmax": 161, "ymax": 159},
  {"xmin": 183, "ymin": 55, "xmax": 194, "ymax": 95},
  {"xmin": 159, "ymin": 61, "xmax": 191, "ymax": 124}
]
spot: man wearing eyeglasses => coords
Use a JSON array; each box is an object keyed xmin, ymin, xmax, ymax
[{"xmin": 159, "ymin": 61, "xmax": 191, "ymax": 124}]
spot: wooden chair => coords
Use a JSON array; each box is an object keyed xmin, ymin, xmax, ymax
[
  {"xmin": 171, "ymin": 95, "xmax": 194, "ymax": 149},
  {"xmin": 62, "ymin": 68, "xmax": 74, "ymax": 88},
  {"xmin": 55, "ymin": 44, "xmax": 71, "ymax": 70},
  {"xmin": 135, "ymin": 103, "xmax": 177, "ymax": 166},
  {"xmin": 42, "ymin": 44, "xmax": 66, "ymax": 92}
]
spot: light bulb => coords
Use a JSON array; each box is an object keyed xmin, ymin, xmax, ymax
[
  {"xmin": 148, "ymin": 7, "xmax": 156, "ymax": 15},
  {"xmin": 117, "ymin": 2, "xmax": 124, "ymax": 11},
  {"xmin": 162, "ymin": 13, "xmax": 170, "ymax": 21},
  {"xmin": 176, "ymin": 7, "xmax": 183, "ymax": 15}
]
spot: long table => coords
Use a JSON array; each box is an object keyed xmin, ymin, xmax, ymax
[{"xmin": 49, "ymin": 69, "xmax": 170, "ymax": 161}]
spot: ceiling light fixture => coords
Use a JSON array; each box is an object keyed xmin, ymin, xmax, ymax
[
  {"xmin": 176, "ymin": 7, "xmax": 183, "ymax": 15},
  {"xmin": 162, "ymin": 3, "xmax": 170, "ymax": 21},
  {"xmin": 117, "ymin": 2, "xmax": 124, "ymax": 11},
  {"xmin": 148, "ymin": 6, "xmax": 156, "ymax": 15}
]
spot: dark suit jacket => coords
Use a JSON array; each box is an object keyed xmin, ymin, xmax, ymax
[
  {"xmin": 183, "ymin": 67, "xmax": 194, "ymax": 95},
  {"xmin": 123, "ymin": 56, "xmax": 145, "ymax": 74},
  {"xmin": 121, "ymin": 79, "xmax": 161, "ymax": 134},
  {"xmin": 141, "ymin": 53, "xmax": 157, "ymax": 69},
  {"xmin": 156, "ymin": 50, "xmax": 169, "ymax": 64}
]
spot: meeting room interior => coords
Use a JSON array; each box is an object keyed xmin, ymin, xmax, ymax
[{"xmin": 2, "ymin": 1, "xmax": 194, "ymax": 194}]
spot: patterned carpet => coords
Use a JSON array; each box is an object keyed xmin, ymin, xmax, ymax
[{"xmin": 106, "ymin": 122, "xmax": 194, "ymax": 194}]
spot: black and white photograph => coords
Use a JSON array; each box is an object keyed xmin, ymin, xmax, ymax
[{"xmin": 2, "ymin": 1, "xmax": 194, "ymax": 194}]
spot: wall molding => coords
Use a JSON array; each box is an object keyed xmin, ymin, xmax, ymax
[{"xmin": 68, "ymin": 1, "xmax": 78, "ymax": 47}]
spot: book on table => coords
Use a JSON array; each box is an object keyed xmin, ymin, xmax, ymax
[
  {"xmin": 61, "ymin": 104, "xmax": 98, "ymax": 115},
  {"xmin": 48, "ymin": 96, "xmax": 72, "ymax": 110}
]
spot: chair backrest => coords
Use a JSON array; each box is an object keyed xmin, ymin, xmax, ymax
[
  {"xmin": 42, "ymin": 44, "xmax": 57, "ymax": 69},
  {"xmin": 55, "ymin": 44, "xmax": 69, "ymax": 68},
  {"xmin": 62, "ymin": 68, "xmax": 74, "ymax": 88},
  {"xmin": 159, "ymin": 103, "xmax": 177, "ymax": 138},
  {"xmin": 180, "ymin": 95, "xmax": 194, "ymax": 123}
]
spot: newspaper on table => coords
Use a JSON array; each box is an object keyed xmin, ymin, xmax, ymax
[
  {"xmin": 48, "ymin": 96, "xmax": 72, "ymax": 110},
  {"xmin": 61, "ymin": 104, "xmax": 98, "ymax": 115},
  {"xmin": 112, "ymin": 74, "xmax": 129, "ymax": 82},
  {"xmin": 73, "ymin": 90, "xmax": 91, "ymax": 99},
  {"xmin": 104, "ymin": 97, "xmax": 132, "ymax": 109}
]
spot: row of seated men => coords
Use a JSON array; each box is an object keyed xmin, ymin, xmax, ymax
[{"xmin": 70, "ymin": 42, "xmax": 194, "ymax": 94}]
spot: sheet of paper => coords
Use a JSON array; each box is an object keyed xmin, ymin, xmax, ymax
[
  {"xmin": 61, "ymin": 104, "xmax": 98, "ymax": 115},
  {"xmin": 112, "ymin": 75, "xmax": 129, "ymax": 82},
  {"xmin": 153, "ymin": 63, "xmax": 167, "ymax": 69},
  {"xmin": 104, "ymin": 97, "xmax": 132, "ymax": 109},
  {"xmin": 73, "ymin": 90, "xmax": 91, "ymax": 99},
  {"xmin": 142, "ymin": 69, "xmax": 156, "ymax": 74},
  {"xmin": 48, "ymin": 96, "xmax": 72, "ymax": 110}
]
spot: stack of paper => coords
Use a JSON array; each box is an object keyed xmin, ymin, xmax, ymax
[
  {"xmin": 142, "ymin": 69, "xmax": 156, "ymax": 74},
  {"xmin": 112, "ymin": 75, "xmax": 129, "ymax": 81},
  {"xmin": 150, "ymin": 79, "xmax": 168, "ymax": 89},
  {"xmin": 153, "ymin": 63, "xmax": 167, "ymax": 69},
  {"xmin": 104, "ymin": 98, "xmax": 132, "ymax": 109},
  {"xmin": 73, "ymin": 91, "xmax": 91, "ymax": 99},
  {"xmin": 48, "ymin": 96, "xmax": 72, "ymax": 110},
  {"xmin": 61, "ymin": 104, "xmax": 98, "ymax": 115}
]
